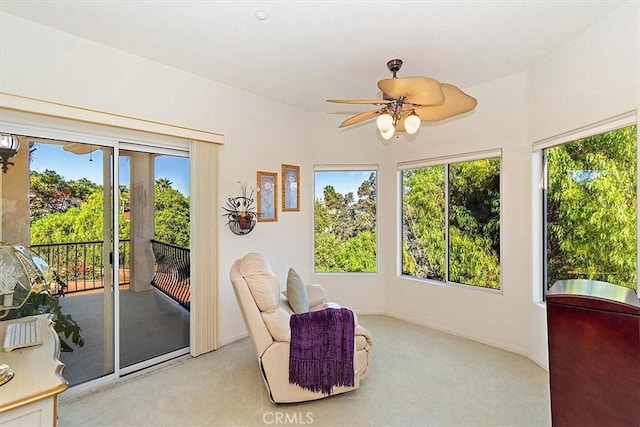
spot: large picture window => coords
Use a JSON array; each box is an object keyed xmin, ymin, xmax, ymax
[
  {"xmin": 401, "ymin": 153, "xmax": 501, "ymax": 289},
  {"xmin": 542, "ymin": 123, "xmax": 637, "ymax": 292},
  {"xmin": 314, "ymin": 168, "xmax": 377, "ymax": 273}
]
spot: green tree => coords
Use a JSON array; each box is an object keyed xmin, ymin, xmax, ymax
[
  {"xmin": 30, "ymin": 170, "xmax": 76, "ymax": 220},
  {"xmin": 154, "ymin": 178, "xmax": 190, "ymax": 247},
  {"xmin": 334, "ymin": 231, "xmax": 377, "ymax": 272},
  {"xmin": 353, "ymin": 173, "xmax": 377, "ymax": 236},
  {"xmin": 31, "ymin": 190, "xmax": 130, "ymax": 244},
  {"xmin": 402, "ymin": 158, "xmax": 501, "ymax": 289},
  {"xmin": 314, "ymin": 172, "xmax": 377, "ymax": 273},
  {"xmin": 546, "ymin": 125, "xmax": 637, "ymax": 290},
  {"xmin": 314, "ymin": 200, "xmax": 332, "ymax": 234},
  {"xmin": 402, "ymin": 166, "xmax": 446, "ymax": 280},
  {"xmin": 314, "ymin": 232, "xmax": 342, "ymax": 273},
  {"xmin": 30, "ymin": 170, "xmax": 102, "ymax": 221},
  {"xmin": 448, "ymin": 158, "xmax": 501, "ymax": 289},
  {"xmin": 31, "ymin": 177, "xmax": 190, "ymax": 248}
]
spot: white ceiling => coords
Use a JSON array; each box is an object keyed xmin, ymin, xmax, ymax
[{"xmin": 0, "ymin": 1, "xmax": 627, "ymax": 114}]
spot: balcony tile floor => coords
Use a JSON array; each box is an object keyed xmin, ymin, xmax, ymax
[{"xmin": 59, "ymin": 287, "xmax": 189, "ymax": 385}]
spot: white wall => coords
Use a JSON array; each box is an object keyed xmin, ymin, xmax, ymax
[
  {"xmin": 526, "ymin": 1, "xmax": 639, "ymax": 366},
  {"xmin": 328, "ymin": 1, "xmax": 637, "ymax": 369},
  {"xmin": 1, "ymin": 1, "xmax": 638, "ymax": 367},
  {"xmin": 0, "ymin": 12, "xmax": 317, "ymax": 347},
  {"xmin": 304, "ymin": 116, "xmax": 387, "ymax": 314},
  {"xmin": 528, "ymin": 1, "xmax": 639, "ymax": 142},
  {"xmin": 377, "ymin": 71, "xmax": 537, "ymax": 360}
]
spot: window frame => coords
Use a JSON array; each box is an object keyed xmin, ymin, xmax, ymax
[
  {"xmin": 398, "ymin": 148, "xmax": 503, "ymax": 292},
  {"xmin": 534, "ymin": 112, "xmax": 638, "ymax": 301},
  {"xmin": 312, "ymin": 164, "xmax": 379, "ymax": 275}
]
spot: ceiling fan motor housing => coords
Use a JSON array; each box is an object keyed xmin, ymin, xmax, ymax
[
  {"xmin": 387, "ymin": 59, "xmax": 403, "ymax": 78},
  {"xmin": 384, "ymin": 59, "xmax": 404, "ymax": 99}
]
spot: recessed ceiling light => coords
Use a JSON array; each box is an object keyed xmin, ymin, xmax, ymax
[{"xmin": 254, "ymin": 10, "xmax": 269, "ymax": 21}]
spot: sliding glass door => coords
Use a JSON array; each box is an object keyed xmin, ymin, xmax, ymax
[
  {"xmin": 118, "ymin": 145, "xmax": 190, "ymax": 372},
  {"xmin": 28, "ymin": 139, "xmax": 116, "ymax": 385},
  {"xmin": 1, "ymin": 133, "xmax": 191, "ymax": 386}
]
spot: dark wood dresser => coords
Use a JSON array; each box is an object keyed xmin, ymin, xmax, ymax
[{"xmin": 547, "ymin": 279, "xmax": 640, "ymax": 427}]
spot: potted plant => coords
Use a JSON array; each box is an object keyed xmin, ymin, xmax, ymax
[
  {"xmin": 223, "ymin": 181, "xmax": 258, "ymax": 235},
  {"xmin": 0, "ymin": 242, "xmax": 84, "ymax": 352},
  {"xmin": 14, "ymin": 279, "xmax": 84, "ymax": 352}
]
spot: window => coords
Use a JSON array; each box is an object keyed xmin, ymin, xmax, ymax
[
  {"xmin": 542, "ymin": 123, "xmax": 637, "ymax": 292},
  {"xmin": 401, "ymin": 152, "xmax": 501, "ymax": 289},
  {"xmin": 314, "ymin": 168, "xmax": 377, "ymax": 273}
]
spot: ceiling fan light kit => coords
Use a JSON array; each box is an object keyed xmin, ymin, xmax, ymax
[
  {"xmin": 381, "ymin": 127, "xmax": 395, "ymax": 140},
  {"xmin": 404, "ymin": 112, "xmax": 421, "ymax": 135},
  {"xmin": 376, "ymin": 114, "xmax": 394, "ymax": 133},
  {"xmin": 328, "ymin": 59, "xmax": 477, "ymax": 140}
]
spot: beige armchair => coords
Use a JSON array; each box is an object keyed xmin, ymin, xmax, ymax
[{"xmin": 230, "ymin": 252, "xmax": 373, "ymax": 403}]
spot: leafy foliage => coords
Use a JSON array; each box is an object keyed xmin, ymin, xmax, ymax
[
  {"xmin": 314, "ymin": 172, "xmax": 377, "ymax": 272},
  {"xmin": 402, "ymin": 165, "xmax": 446, "ymax": 280},
  {"xmin": 14, "ymin": 291, "xmax": 84, "ymax": 352},
  {"xmin": 31, "ymin": 191, "xmax": 130, "ymax": 243},
  {"xmin": 546, "ymin": 125, "xmax": 637, "ymax": 290},
  {"xmin": 154, "ymin": 178, "xmax": 190, "ymax": 248},
  {"xmin": 401, "ymin": 125, "xmax": 637, "ymax": 292},
  {"xmin": 402, "ymin": 158, "xmax": 501, "ymax": 289},
  {"xmin": 30, "ymin": 170, "xmax": 100, "ymax": 221},
  {"xmin": 448, "ymin": 159, "xmax": 501, "ymax": 288},
  {"xmin": 30, "ymin": 176, "xmax": 190, "ymax": 247}
]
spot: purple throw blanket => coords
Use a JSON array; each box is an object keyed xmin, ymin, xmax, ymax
[{"xmin": 289, "ymin": 307, "xmax": 355, "ymax": 395}]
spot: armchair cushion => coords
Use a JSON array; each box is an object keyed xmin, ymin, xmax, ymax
[
  {"xmin": 262, "ymin": 303, "xmax": 292, "ymax": 342},
  {"xmin": 239, "ymin": 253, "xmax": 280, "ymax": 312},
  {"xmin": 286, "ymin": 268, "xmax": 309, "ymax": 313},
  {"xmin": 306, "ymin": 284, "xmax": 327, "ymax": 309}
]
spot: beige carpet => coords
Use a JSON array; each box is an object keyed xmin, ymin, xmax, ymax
[{"xmin": 58, "ymin": 315, "xmax": 551, "ymax": 426}]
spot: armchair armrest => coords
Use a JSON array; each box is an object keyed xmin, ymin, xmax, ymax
[
  {"xmin": 355, "ymin": 324, "xmax": 373, "ymax": 351},
  {"xmin": 306, "ymin": 284, "xmax": 327, "ymax": 310}
]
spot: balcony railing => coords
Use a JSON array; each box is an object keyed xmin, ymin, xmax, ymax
[
  {"xmin": 31, "ymin": 240, "xmax": 191, "ymax": 311},
  {"xmin": 150, "ymin": 239, "xmax": 190, "ymax": 311},
  {"xmin": 32, "ymin": 240, "xmax": 131, "ymax": 295}
]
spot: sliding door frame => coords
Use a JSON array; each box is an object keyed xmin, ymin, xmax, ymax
[{"xmin": 0, "ymin": 112, "xmax": 219, "ymax": 395}]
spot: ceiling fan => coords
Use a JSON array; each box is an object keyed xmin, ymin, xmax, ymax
[
  {"xmin": 327, "ymin": 59, "xmax": 477, "ymax": 140},
  {"xmin": 63, "ymin": 142, "xmax": 99, "ymax": 155}
]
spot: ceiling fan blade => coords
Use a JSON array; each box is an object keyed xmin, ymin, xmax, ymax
[
  {"xmin": 377, "ymin": 76, "xmax": 445, "ymax": 105},
  {"xmin": 63, "ymin": 142, "xmax": 100, "ymax": 154},
  {"xmin": 327, "ymin": 99, "xmax": 392, "ymax": 105},
  {"xmin": 414, "ymin": 84, "xmax": 477, "ymax": 122},
  {"xmin": 339, "ymin": 110, "xmax": 380, "ymax": 128}
]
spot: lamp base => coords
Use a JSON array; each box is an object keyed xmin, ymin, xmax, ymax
[{"xmin": 0, "ymin": 363, "xmax": 14, "ymax": 386}]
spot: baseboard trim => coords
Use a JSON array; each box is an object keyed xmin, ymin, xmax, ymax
[
  {"xmin": 217, "ymin": 312, "xmax": 549, "ymax": 371},
  {"xmin": 219, "ymin": 332, "xmax": 249, "ymax": 348},
  {"xmin": 384, "ymin": 311, "xmax": 548, "ymax": 371}
]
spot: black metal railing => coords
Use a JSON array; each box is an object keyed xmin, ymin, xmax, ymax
[
  {"xmin": 32, "ymin": 240, "xmax": 131, "ymax": 294},
  {"xmin": 150, "ymin": 239, "xmax": 191, "ymax": 311},
  {"xmin": 32, "ymin": 239, "xmax": 190, "ymax": 309}
]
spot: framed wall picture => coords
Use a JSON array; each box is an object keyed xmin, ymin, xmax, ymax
[
  {"xmin": 257, "ymin": 171, "xmax": 278, "ymax": 222},
  {"xmin": 281, "ymin": 164, "xmax": 300, "ymax": 212}
]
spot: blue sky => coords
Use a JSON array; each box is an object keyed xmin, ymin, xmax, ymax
[
  {"xmin": 30, "ymin": 143, "xmax": 371, "ymax": 201},
  {"xmin": 314, "ymin": 170, "xmax": 375, "ymax": 200},
  {"xmin": 30, "ymin": 143, "xmax": 190, "ymax": 196}
]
